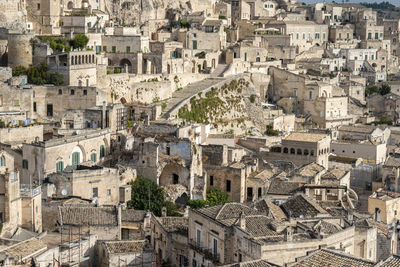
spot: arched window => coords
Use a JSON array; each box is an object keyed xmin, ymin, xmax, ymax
[
  {"xmin": 91, "ymin": 153, "xmax": 97, "ymax": 162},
  {"xmin": 304, "ymin": 149, "xmax": 309, "ymax": 156},
  {"xmin": 297, "ymin": 149, "xmax": 302, "ymax": 155},
  {"xmin": 290, "ymin": 148, "xmax": 295, "ymax": 154},
  {"xmin": 0, "ymin": 156, "xmax": 5, "ymax": 167},
  {"xmin": 283, "ymin": 147, "xmax": 288, "ymax": 154},
  {"xmin": 256, "ymin": 57, "xmax": 260, "ymax": 62},
  {"xmin": 310, "ymin": 150, "xmax": 314, "ymax": 156},
  {"xmin": 100, "ymin": 145, "xmax": 105, "ymax": 158}
]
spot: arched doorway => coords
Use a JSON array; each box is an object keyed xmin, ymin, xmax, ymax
[{"xmin": 120, "ymin": 58, "xmax": 132, "ymax": 73}]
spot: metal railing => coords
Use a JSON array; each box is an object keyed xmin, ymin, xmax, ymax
[
  {"xmin": 20, "ymin": 184, "xmax": 41, "ymax": 197},
  {"xmin": 188, "ymin": 239, "xmax": 220, "ymax": 263}
]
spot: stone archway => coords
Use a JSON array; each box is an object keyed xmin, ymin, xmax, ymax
[{"xmin": 120, "ymin": 58, "xmax": 132, "ymax": 73}]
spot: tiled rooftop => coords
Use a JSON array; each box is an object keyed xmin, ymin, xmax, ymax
[
  {"xmin": 104, "ymin": 240, "xmax": 153, "ymax": 254},
  {"xmin": 281, "ymin": 194, "xmax": 328, "ymax": 218},
  {"xmin": 0, "ymin": 238, "xmax": 47, "ymax": 260},
  {"xmin": 290, "ymin": 249, "xmax": 375, "ymax": 267},
  {"xmin": 239, "ymin": 215, "xmax": 278, "ymax": 237},
  {"xmin": 197, "ymin": 203, "xmax": 260, "ymax": 226},
  {"xmin": 222, "ymin": 259, "xmax": 280, "ymax": 267},
  {"xmin": 267, "ymin": 180, "xmax": 303, "ymax": 195},
  {"xmin": 378, "ymin": 255, "xmax": 400, "ymax": 267},
  {"xmin": 59, "ymin": 205, "xmax": 118, "ymax": 226},
  {"xmin": 256, "ymin": 199, "xmax": 287, "ymax": 221},
  {"xmin": 121, "ymin": 209, "xmax": 147, "ymax": 222},
  {"xmin": 283, "ymin": 132, "xmax": 328, "ymax": 142}
]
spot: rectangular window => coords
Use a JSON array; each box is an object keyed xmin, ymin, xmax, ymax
[
  {"xmin": 126, "ymin": 46, "xmax": 130, "ymax": 53},
  {"xmin": 112, "ymin": 46, "xmax": 116, "ymax": 52},
  {"xmin": 103, "ymin": 46, "xmax": 107, "ymax": 52},
  {"xmin": 210, "ymin": 175, "xmax": 214, "ymax": 186},
  {"xmin": 56, "ymin": 161, "xmax": 64, "ymax": 173},
  {"xmin": 213, "ymin": 238, "xmax": 218, "ymax": 256},
  {"xmin": 87, "ymin": 22, "xmax": 91, "ymax": 28},
  {"xmin": 196, "ymin": 229, "xmax": 201, "ymax": 245},
  {"xmin": 193, "ymin": 40, "xmax": 197, "ymax": 49},
  {"xmin": 92, "ymin": 187, "xmax": 98, "ymax": 198},
  {"xmin": 47, "ymin": 104, "xmax": 53, "ymax": 117},
  {"xmin": 323, "ymin": 33, "xmax": 326, "ymax": 39},
  {"xmin": 37, "ymin": 3, "xmax": 40, "ymax": 9},
  {"xmin": 83, "ymin": 89, "xmax": 87, "ymax": 95},
  {"xmin": 91, "ymin": 153, "xmax": 97, "ymax": 162},
  {"xmin": 226, "ymin": 180, "xmax": 231, "ymax": 192},
  {"xmin": 22, "ymin": 159, "xmax": 28, "ymax": 169},
  {"xmin": 33, "ymin": 102, "xmax": 37, "ymax": 112},
  {"xmin": 107, "ymin": 189, "xmax": 111, "ymax": 196}
]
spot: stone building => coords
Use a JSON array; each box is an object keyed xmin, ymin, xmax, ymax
[
  {"xmin": 337, "ymin": 125, "xmax": 390, "ymax": 144},
  {"xmin": 178, "ymin": 19, "xmax": 226, "ymax": 51},
  {"xmin": 58, "ymin": 205, "xmax": 122, "ymax": 240},
  {"xmin": 96, "ymin": 240, "xmax": 156, "ymax": 267},
  {"xmin": 328, "ymin": 24, "xmax": 354, "ymax": 43},
  {"xmin": 45, "ymin": 165, "xmax": 134, "ymax": 205},
  {"xmin": 150, "ymin": 214, "xmax": 189, "ymax": 266},
  {"xmin": 264, "ymin": 132, "xmax": 331, "ymax": 169},
  {"xmin": 26, "ymin": 0, "xmax": 61, "ymax": 34},
  {"xmin": 331, "ymin": 140, "xmax": 387, "ymax": 164},
  {"xmin": 21, "ymin": 129, "xmax": 111, "ymax": 183},
  {"xmin": 0, "ymin": 150, "xmax": 42, "ymax": 237},
  {"xmin": 368, "ymin": 189, "xmax": 400, "ymax": 224},
  {"xmin": 46, "ymin": 50, "xmax": 98, "ymax": 87},
  {"xmin": 264, "ymin": 20, "xmax": 328, "ymax": 53}
]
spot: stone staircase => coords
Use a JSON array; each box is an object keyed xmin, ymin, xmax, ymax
[
  {"xmin": 162, "ymin": 78, "xmax": 224, "ymax": 119},
  {"xmin": 211, "ymin": 64, "xmax": 230, "ymax": 78}
]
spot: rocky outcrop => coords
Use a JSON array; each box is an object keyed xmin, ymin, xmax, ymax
[{"xmin": 104, "ymin": 0, "xmax": 191, "ymax": 26}]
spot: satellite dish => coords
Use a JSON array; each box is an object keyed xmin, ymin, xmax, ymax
[{"xmin": 61, "ymin": 189, "xmax": 67, "ymax": 196}]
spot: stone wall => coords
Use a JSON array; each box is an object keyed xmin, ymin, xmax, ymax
[{"xmin": 0, "ymin": 125, "xmax": 43, "ymax": 144}]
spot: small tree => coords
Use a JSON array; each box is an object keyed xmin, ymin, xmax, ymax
[
  {"xmin": 379, "ymin": 83, "xmax": 391, "ymax": 95},
  {"xmin": 12, "ymin": 65, "xmax": 27, "ymax": 76},
  {"xmin": 187, "ymin": 199, "xmax": 208, "ymax": 209},
  {"xmin": 206, "ymin": 188, "xmax": 230, "ymax": 206},
  {"xmin": 128, "ymin": 176, "xmax": 166, "ymax": 216},
  {"xmin": 72, "ymin": 33, "xmax": 89, "ymax": 50}
]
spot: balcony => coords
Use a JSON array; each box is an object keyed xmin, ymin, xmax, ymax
[
  {"xmin": 20, "ymin": 184, "xmax": 41, "ymax": 198},
  {"xmin": 188, "ymin": 239, "xmax": 220, "ymax": 263}
]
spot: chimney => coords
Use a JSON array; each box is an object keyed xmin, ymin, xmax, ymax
[
  {"xmin": 239, "ymin": 212, "xmax": 246, "ymax": 229},
  {"xmin": 347, "ymin": 210, "xmax": 354, "ymax": 223},
  {"xmin": 102, "ymin": 101, "xmax": 106, "ymax": 129},
  {"xmin": 161, "ymin": 207, "xmax": 167, "ymax": 217}
]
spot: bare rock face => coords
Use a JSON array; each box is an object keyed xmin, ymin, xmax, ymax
[
  {"xmin": 0, "ymin": 0, "xmax": 27, "ymax": 30},
  {"xmin": 104, "ymin": 0, "xmax": 191, "ymax": 26}
]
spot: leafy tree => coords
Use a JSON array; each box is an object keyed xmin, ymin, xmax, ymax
[
  {"xmin": 265, "ymin": 125, "xmax": 279, "ymax": 136},
  {"xmin": 12, "ymin": 65, "xmax": 27, "ymax": 76},
  {"xmin": 206, "ymin": 188, "xmax": 230, "ymax": 206},
  {"xmin": 365, "ymin": 85, "xmax": 379, "ymax": 96},
  {"xmin": 128, "ymin": 176, "xmax": 182, "ymax": 216},
  {"xmin": 379, "ymin": 83, "xmax": 391, "ymax": 95},
  {"xmin": 187, "ymin": 199, "xmax": 208, "ymax": 209},
  {"xmin": 47, "ymin": 72, "xmax": 65, "ymax": 86},
  {"xmin": 72, "ymin": 33, "xmax": 89, "ymax": 50}
]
